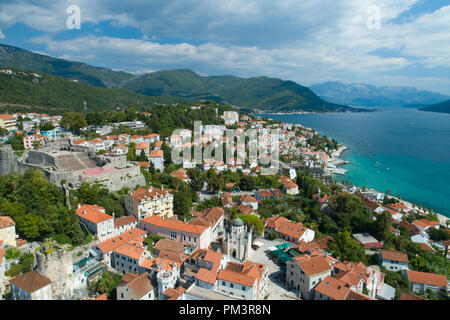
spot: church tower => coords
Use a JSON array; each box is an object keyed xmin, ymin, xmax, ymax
[{"xmin": 227, "ymin": 217, "xmax": 252, "ymax": 261}]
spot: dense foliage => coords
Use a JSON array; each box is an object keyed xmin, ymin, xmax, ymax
[{"xmin": 0, "ymin": 170, "xmax": 84, "ymax": 245}]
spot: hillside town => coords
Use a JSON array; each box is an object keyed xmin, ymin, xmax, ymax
[{"xmin": 0, "ymin": 104, "xmax": 448, "ymax": 301}]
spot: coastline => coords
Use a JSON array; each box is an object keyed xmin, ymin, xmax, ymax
[{"xmin": 268, "ymin": 114, "xmax": 450, "ymax": 225}]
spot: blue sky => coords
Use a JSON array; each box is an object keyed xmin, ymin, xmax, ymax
[{"xmin": 0, "ymin": 0, "xmax": 450, "ymax": 94}]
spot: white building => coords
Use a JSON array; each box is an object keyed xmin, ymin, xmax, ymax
[
  {"xmin": 403, "ymin": 270, "xmax": 448, "ymax": 294},
  {"xmin": 0, "ymin": 216, "xmax": 17, "ymax": 247},
  {"xmin": 75, "ymin": 204, "xmax": 114, "ymax": 242},
  {"xmin": 226, "ymin": 218, "xmax": 252, "ymax": 261},
  {"xmin": 286, "ymin": 255, "xmax": 332, "ymax": 300},
  {"xmin": 116, "ymin": 272, "xmax": 156, "ymax": 300},
  {"xmin": 379, "ymin": 250, "xmax": 409, "ymax": 271},
  {"xmin": 223, "ymin": 111, "xmax": 239, "ymax": 126}
]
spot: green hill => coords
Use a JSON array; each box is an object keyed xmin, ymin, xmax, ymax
[
  {"xmin": 0, "ymin": 43, "xmax": 134, "ymax": 87},
  {"xmin": 420, "ymin": 100, "xmax": 450, "ymax": 114},
  {"xmin": 0, "ymin": 43, "xmax": 365, "ymax": 113},
  {"xmin": 0, "ymin": 69, "xmax": 191, "ymax": 114},
  {"xmin": 121, "ymin": 69, "xmax": 360, "ymax": 112}
]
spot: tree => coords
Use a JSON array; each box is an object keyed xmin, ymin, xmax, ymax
[
  {"xmin": 39, "ymin": 121, "xmax": 55, "ymax": 131},
  {"xmin": 173, "ymin": 191, "xmax": 192, "ymax": 218},
  {"xmin": 236, "ymin": 214, "xmax": 264, "ymax": 235},
  {"xmin": 60, "ymin": 112, "xmax": 87, "ymax": 133},
  {"xmin": 328, "ymin": 231, "xmax": 367, "ymax": 264},
  {"xmin": 32, "ymin": 139, "xmax": 41, "ymax": 150},
  {"xmin": 372, "ymin": 211, "xmax": 393, "ymax": 242},
  {"xmin": 137, "ymin": 149, "xmax": 148, "ymax": 162},
  {"xmin": 239, "ymin": 175, "xmax": 256, "ymax": 191},
  {"xmin": 268, "ymin": 230, "xmax": 278, "ymax": 240}
]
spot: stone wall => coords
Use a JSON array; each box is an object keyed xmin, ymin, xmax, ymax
[{"xmin": 36, "ymin": 248, "xmax": 75, "ymax": 299}]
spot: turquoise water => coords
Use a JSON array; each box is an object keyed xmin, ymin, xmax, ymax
[{"xmin": 262, "ymin": 108, "xmax": 450, "ymax": 217}]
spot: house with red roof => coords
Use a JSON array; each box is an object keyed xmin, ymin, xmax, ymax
[
  {"xmin": 379, "ymin": 250, "xmax": 409, "ymax": 271},
  {"xmin": 23, "ymin": 133, "xmax": 49, "ymax": 149},
  {"xmin": 116, "ymin": 273, "xmax": 156, "ymax": 300},
  {"xmin": 286, "ymin": 255, "xmax": 333, "ymax": 299},
  {"xmin": 76, "ymin": 204, "xmax": 114, "ymax": 241},
  {"xmin": 140, "ymin": 215, "xmax": 211, "ymax": 249},
  {"xmin": 148, "ymin": 149, "xmax": 164, "ymax": 172},
  {"xmin": 403, "ymin": 270, "xmax": 448, "ymax": 294},
  {"xmin": 240, "ymin": 195, "xmax": 258, "ymax": 210},
  {"xmin": 125, "ymin": 187, "xmax": 174, "ymax": 220},
  {"xmin": 216, "ymin": 260, "xmax": 268, "ymax": 300},
  {"xmin": 93, "ymin": 228, "xmax": 147, "ymax": 266},
  {"xmin": 264, "ymin": 216, "xmax": 315, "ymax": 243}
]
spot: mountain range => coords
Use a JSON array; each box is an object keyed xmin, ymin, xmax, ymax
[
  {"xmin": 310, "ymin": 81, "xmax": 449, "ymax": 108},
  {"xmin": 0, "ymin": 43, "xmax": 362, "ymax": 113}
]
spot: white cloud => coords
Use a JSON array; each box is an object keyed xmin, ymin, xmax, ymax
[{"xmin": 2, "ymin": 0, "xmax": 450, "ymax": 93}]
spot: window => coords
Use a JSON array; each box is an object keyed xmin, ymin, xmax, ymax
[
  {"xmin": 222, "ymin": 281, "xmax": 226, "ymax": 286},
  {"xmin": 242, "ymin": 286, "xmax": 246, "ymax": 291},
  {"xmin": 230, "ymin": 283, "xmax": 234, "ymax": 288},
  {"xmin": 170, "ymin": 232, "xmax": 177, "ymax": 240}
]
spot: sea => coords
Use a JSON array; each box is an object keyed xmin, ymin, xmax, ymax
[{"xmin": 261, "ymin": 107, "xmax": 450, "ymax": 217}]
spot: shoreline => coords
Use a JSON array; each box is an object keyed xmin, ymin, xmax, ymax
[{"xmin": 266, "ymin": 114, "xmax": 450, "ymax": 224}]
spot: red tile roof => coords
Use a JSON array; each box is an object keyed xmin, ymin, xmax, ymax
[
  {"xmin": 314, "ymin": 276, "xmax": 351, "ymax": 300},
  {"xmin": 114, "ymin": 215, "xmax": 137, "ymax": 228},
  {"xmin": 9, "ymin": 270, "xmax": 52, "ymax": 293},
  {"xmin": 0, "ymin": 216, "xmax": 15, "ymax": 228},
  {"xmin": 76, "ymin": 204, "xmax": 112, "ymax": 224},
  {"xmin": 407, "ymin": 270, "xmax": 448, "ymax": 287},
  {"xmin": 96, "ymin": 228, "xmax": 147, "ymax": 254},
  {"xmin": 195, "ymin": 268, "xmax": 218, "ymax": 285},
  {"xmin": 142, "ymin": 215, "xmax": 207, "ymax": 235},
  {"xmin": 381, "ymin": 250, "xmax": 409, "ymax": 263}
]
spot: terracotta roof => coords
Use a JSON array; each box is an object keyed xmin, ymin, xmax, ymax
[
  {"xmin": 217, "ymin": 269, "xmax": 256, "ymax": 287},
  {"xmin": 399, "ymin": 221, "xmax": 420, "ymax": 236},
  {"xmin": 314, "ymin": 276, "xmax": 351, "ymax": 300},
  {"xmin": 195, "ymin": 268, "xmax": 218, "ymax": 285},
  {"xmin": 413, "ymin": 219, "xmax": 440, "ymax": 229},
  {"xmin": 381, "ymin": 250, "xmax": 409, "ymax": 263},
  {"xmin": 96, "ymin": 228, "xmax": 147, "ymax": 254},
  {"xmin": 118, "ymin": 273, "xmax": 153, "ymax": 299},
  {"xmin": 346, "ymin": 290, "xmax": 373, "ymax": 300},
  {"xmin": 0, "ymin": 216, "xmax": 15, "ymax": 228},
  {"xmin": 76, "ymin": 204, "xmax": 112, "ymax": 224},
  {"xmin": 399, "ymin": 292, "xmax": 426, "ymax": 300},
  {"xmin": 142, "ymin": 215, "xmax": 207, "ymax": 235},
  {"xmin": 9, "ymin": 270, "xmax": 52, "ymax": 293},
  {"xmin": 130, "ymin": 187, "xmax": 171, "ymax": 203},
  {"xmin": 140, "ymin": 257, "xmax": 179, "ymax": 271},
  {"xmin": 157, "ymin": 249, "xmax": 188, "ymax": 264},
  {"xmin": 148, "ymin": 149, "xmax": 163, "ymax": 158},
  {"xmin": 170, "ymin": 169, "xmax": 189, "ymax": 180},
  {"xmin": 153, "ymin": 239, "xmax": 184, "ymax": 253},
  {"xmin": 237, "ymin": 204, "xmax": 254, "ymax": 215},
  {"xmin": 282, "ymin": 180, "xmax": 298, "ymax": 188},
  {"xmin": 89, "ymin": 293, "xmax": 108, "ymax": 300},
  {"xmin": 241, "ymin": 195, "xmax": 257, "ymax": 203},
  {"xmin": 265, "ymin": 216, "xmax": 309, "ymax": 241},
  {"xmin": 0, "ymin": 114, "xmax": 14, "ymax": 120},
  {"xmin": 114, "ymin": 243, "xmax": 145, "ymax": 261},
  {"xmin": 163, "ymin": 286, "xmax": 185, "ymax": 300},
  {"xmin": 313, "ymin": 236, "xmax": 335, "ymax": 251},
  {"xmin": 419, "ymin": 243, "xmax": 435, "ymax": 252},
  {"xmin": 296, "ymin": 255, "xmax": 331, "ymax": 276},
  {"xmin": 0, "ymin": 248, "xmax": 4, "ymax": 265},
  {"xmin": 135, "ymin": 142, "xmax": 149, "ymax": 150},
  {"xmin": 407, "ymin": 270, "xmax": 448, "ymax": 287},
  {"xmin": 203, "ymin": 250, "xmax": 223, "ymax": 272},
  {"xmin": 114, "ymin": 215, "xmax": 137, "ymax": 228}
]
